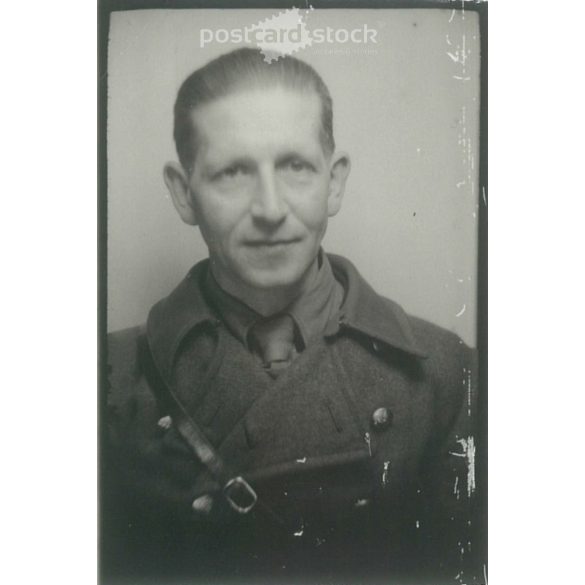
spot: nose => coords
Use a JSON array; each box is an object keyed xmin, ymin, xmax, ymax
[{"xmin": 250, "ymin": 167, "xmax": 287, "ymax": 226}]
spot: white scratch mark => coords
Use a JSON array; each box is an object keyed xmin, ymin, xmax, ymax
[
  {"xmin": 446, "ymin": 34, "xmax": 452, "ymax": 46},
  {"xmin": 456, "ymin": 304, "xmax": 466, "ymax": 317},
  {"xmin": 454, "ymin": 475, "xmax": 460, "ymax": 499},
  {"xmin": 296, "ymin": 457, "xmax": 307, "ymax": 463},
  {"xmin": 453, "ymin": 75, "xmax": 471, "ymax": 81},
  {"xmin": 467, "ymin": 369, "xmax": 473, "ymax": 417},
  {"xmin": 364, "ymin": 432, "xmax": 372, "ymax": 456},
  {"xmin": 457, "ymin": 278, "xmax": 464, "ymax": 283},
  {"xmin": 450, "ymin": 436, "xmax": 476, "ymax": 497},
  {"xmin": 416, "ymin": 520, "xmax": 420, "ymax": 529},
  {"xmin": 456, "ymin": 180, "xmax": 466, "ymax": 188},
  {"xmin": 294, "ymin": 522, "xmax": 304, "ymax": 537},
  {"xmin": 461, "ymin": 34, "xmax": 467, "ymax": 67},
  {"xmin": 447, "ymin": 51, "xmax": 459, "ymax": 63},
  {"xmin": 484, "ymin": 563, "xmax": 488, "ymax": 584},
  {"xmin": 449, "ymin": 9, "xmax": 456, "ymax": 23},
  {"xmin": 382, "ymin": 461, "xmax": 391, "ymax": 486},
  {"xmin": 482, "ymin": 186, "xmax": 487, "ymax": 206}
]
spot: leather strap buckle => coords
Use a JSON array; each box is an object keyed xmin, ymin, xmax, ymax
[{"xmin": 223, "ymin": 476, "xmax": 258, "ymax": 514}]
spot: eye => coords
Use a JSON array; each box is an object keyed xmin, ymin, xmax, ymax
[
  {"xmin": 287, "ymin": 159, "xmax": 314, "ymax": 173},
  {"xmin": 290, "ymin": 160, "xmax": 308, "ymax": 172},
  {"xmin": 278, "ymin": 158, "xmax": 317, "ymax": 179},
  {"xmin": 213, "ymin": 164, "xmax": 252, "ymax": 183},
  {"xmin": 220, "ymin": 165, "xmax": 246, "ymax": 178}
]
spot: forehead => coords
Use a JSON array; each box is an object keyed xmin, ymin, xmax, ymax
[{"xmin": 190, "ymin": 88, "xmax": 324, "ymax": 161}]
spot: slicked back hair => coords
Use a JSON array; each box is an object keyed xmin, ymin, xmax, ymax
[{"xmin": 173, "ymin": 47, "xmax": 335, "ymax": 173}]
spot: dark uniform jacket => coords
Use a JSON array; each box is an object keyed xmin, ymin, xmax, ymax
[{"xmin": 102, "ymin": 255, "xmax": 483, "ymax": 585}]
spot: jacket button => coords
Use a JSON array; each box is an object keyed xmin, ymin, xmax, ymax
[
  {"xmin": 371, "ymin": 407, "xmax": 393, "ymax": 430},
  {"xmin": 157, "ymin": 415, "xmax": 172, "ymax": 430},
  {"xmin": 192, "ymin": 494, "xmax": 214, "ymax": 514}
]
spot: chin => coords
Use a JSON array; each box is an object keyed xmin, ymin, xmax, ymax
[{"xmin": 240, "ymin": 265, "xmax": 307, "ymax": 291}]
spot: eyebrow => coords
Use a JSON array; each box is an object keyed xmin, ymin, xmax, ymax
[
  {"xmin": 201, "ymin": 156, "xmax": 255, "ymax": 179},
  {"xmin": 201, "ymin": 149, "xmax": 323, "ymax": 178}
]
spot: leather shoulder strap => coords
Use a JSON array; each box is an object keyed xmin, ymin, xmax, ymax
[{"xmin": 137, "ymin": 332, "xmax": 260, "ymax": 516}]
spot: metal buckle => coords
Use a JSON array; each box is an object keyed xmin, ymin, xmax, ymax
[{"xmin": 223, "ymin": 476, "xmax": 258, "ymax": 514}]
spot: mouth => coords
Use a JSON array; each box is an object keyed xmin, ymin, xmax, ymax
[{"xmin": 245, "ymin": 238, "xmax": 301, "ymax": 248}]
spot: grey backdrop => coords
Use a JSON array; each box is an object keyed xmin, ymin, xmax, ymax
[{"xmin": 107, "ymin": 8, "xmax": 480, "ymax": 347}]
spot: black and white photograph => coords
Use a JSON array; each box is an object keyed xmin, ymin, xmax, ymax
[
  {"xmin": 8, "ymin": 1, "xmax": 585, "ymax": 585},
  {"xmin": 100, "ymin": 2, "xmax": 487, "ymax": 584}
]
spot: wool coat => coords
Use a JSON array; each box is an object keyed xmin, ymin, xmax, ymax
[{"xmin": 102, "ymin": 255, "xmax": 483, "ymax": 585}]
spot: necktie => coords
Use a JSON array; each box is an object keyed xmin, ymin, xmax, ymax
[{"xmin": 249, "ymin": 314, "xmax": 296, "ymax": 377}]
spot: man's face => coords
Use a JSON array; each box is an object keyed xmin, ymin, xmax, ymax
[{"xmin": 180, "ymin": 87, "xmax": 346, "ymax": 295}]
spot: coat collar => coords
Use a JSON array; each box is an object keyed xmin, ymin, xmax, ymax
[
  {"xmin": 328, "ymin": 254, "xmax": 428, "ymax": 359},
  {"xmin": 147, "ymin": 254, "xmax": 428, "ymax": 381}
]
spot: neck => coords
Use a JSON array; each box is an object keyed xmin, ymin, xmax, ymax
[{"xmin": 211, "ymin": 259, "xmax": 320, "ymax": 317}]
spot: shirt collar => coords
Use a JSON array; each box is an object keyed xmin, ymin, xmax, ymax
[
  {"xmin": 203, "ymin": 268, "xmax": 259, "ymax": 348},
  {"xmin": 147, "ymin": 254, "xmax": 428, "ymax": 381},
  {"xmin": 289, "ymin": 252, "xmax": 345, "ymax": 348},
  {"xmin": 203, "ymin": 251, "xmax": 344, "ymax": 351}
]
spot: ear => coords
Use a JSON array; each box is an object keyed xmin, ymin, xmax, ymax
[
  {"xmin": 327, "ymin": 152, "xmax": 351, "ymax": 217},
  {"xmin": 163, "ymin": 162, "xmax": 199, "ymax": 226}
]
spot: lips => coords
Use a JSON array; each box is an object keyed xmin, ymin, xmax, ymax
[{"xmin": 245, "ymin": 238, "xmax": 300, "ymax": 247}]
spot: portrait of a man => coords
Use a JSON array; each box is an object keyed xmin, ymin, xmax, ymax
[{"xmin": 101, "ymin": 5, "xmax": 486, "ymax": 585}]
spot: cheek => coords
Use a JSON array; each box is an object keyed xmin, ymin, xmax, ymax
[
  {"xmin": 290, "ymin": 183, "xmax": 330, "ymax": 229},
  {"xmin": 194, "ymin": 192, "xmax": 248, "ymax": 244}
]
